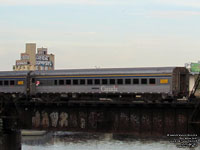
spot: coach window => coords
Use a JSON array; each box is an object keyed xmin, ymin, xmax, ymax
[
  {"xmin": 0, "ymin": 81, "xmax": 2, "ymax": 86},
  {"xmin": 80, "ymin": 79, "xmax": 85, "ymax": 85},
  {"xmin": 47, "ymin": 80, "xmax": 53, "ymax": 86},
  {"xmin": 39, "ymin": 80, "xmax": 43, "ymax": 86},
  {"xmin": 125, "ymin": 79, "xmax": 131, "ymax": 84},
  {"xmin": 45, "ymin": 80, "xmax": 50, "ymax": 86},
  {"xmin": 87, "ymin": 79, "xmax": 93, "ymax": 85},
  {"xmin": 117, "ymin": 79, "xmax": 123, "ymax": 85},
  {"xmin": 102, "ymin": 79, "xmax": 108, "ymax": 85},
  {"xmin": 141, "ymin": 79, "xmax": 147, "ymax": 84},
  {"xmin": 4, "ymin": 80, "xmax": 9, "ymax": 86},
  {"xmin": 10, "ymin": 80, "xmax": 15, "ymax": 86},
  {"xmin": 66, "ymin": 80, "xmax": 71, "ymax": 85},
  {"xmin": 59, "ymin": 80, "xmax": 65, "ymax": 85},
  {"xmin": 32, "ymin": 78, "xmax": 35, "ymax": 83},
  {"xmin": 73, "ymin": 79, "xmax": 78, "ymax": 85},
  {"xmin": 110, "ymin": 79, "xmax": 115, "ymax": 85},
  {"xmin": 133, "ymin": 79, "xmax": 139, "ymax": 84},
  {"xmin": 95, "ymin": 79, "xmax": 100, "ymax": 85},
  {"xmin": 149, "ymin": 78, "xmax": 156, "ymax": 84},
  {"xmin": 54, "ymin": 80, "xmax": 58, "ymax": 85}
]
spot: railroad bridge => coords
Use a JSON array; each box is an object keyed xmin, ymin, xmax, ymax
[{"xmin": 0, "ymin": 97, "xmax": 200, "ymax": 150}]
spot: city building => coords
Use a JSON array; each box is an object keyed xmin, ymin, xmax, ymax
[{"xmin": 13, "ymin": 43, "xmax": 55, "ymax": 71}]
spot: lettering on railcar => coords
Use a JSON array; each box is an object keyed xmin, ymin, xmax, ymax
[{"xmin": 101, "ymin": 86, "xmax": 118, "ymax": 92}]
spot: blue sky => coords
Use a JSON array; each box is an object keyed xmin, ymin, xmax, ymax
[{"xmin": 0, "ymin": 0, "xmax": 200, "ymax": 70}]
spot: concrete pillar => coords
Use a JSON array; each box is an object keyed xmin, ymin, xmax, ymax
[{"xmin": 0, "ymin": 130, "xmax": 21, "ymax": 150}]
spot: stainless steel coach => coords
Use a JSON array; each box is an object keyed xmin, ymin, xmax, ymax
[
  {"xmin": 0, "ymin": 71, "xmax": 28, "ymax": 95},
  {"xmin": 28, "ymin": 67, "xmax": 189, "ymax": 100}
]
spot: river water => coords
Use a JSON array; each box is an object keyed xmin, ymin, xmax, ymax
[{"xmin": 22, "ymin": 132, "xmax": 199, "ymax": 150}]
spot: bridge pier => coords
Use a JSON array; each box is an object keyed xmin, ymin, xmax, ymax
[
  {"xmin": 0, "ymin": 101, "xmax": 22, "ymax": 150},
  {"xmin": 0, "ymin": 130, "xmax": 21, "ymax": 150}
]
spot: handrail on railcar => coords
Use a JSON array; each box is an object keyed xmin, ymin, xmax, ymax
[{"xmin": 190, "ymin": 72, "xmax": 200, "ymax": 99}]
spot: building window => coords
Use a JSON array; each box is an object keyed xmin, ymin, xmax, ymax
[
  {"xmin": 141, "ymin": 79, "xmax": 147, "ymax": 84},
  {"xmin": 133, "ymin": 79, "xmax": 139, "ymax": 84},
  {"xmin": 0, "ymin": 81, "xmax": 2, "ymax": 86}
]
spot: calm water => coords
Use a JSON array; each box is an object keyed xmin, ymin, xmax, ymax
[{"xmin": 22, "ymin": 132, "xmax": 200, "ymax": 150}]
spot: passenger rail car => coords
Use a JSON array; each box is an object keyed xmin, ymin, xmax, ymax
[
  {"xmin": 0, "ymin": 67, "xmax": 189, "ymax": 101},
  {"xmin": 0, "ymin": 71, "xmax": 29, "ymax": 98},
  {"xmin": 29, "ymin": 67, "xmax": 189, "ymax": 101}
]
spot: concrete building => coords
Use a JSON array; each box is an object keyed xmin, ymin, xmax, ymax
[{"xmin": 13, "ymin": 43, "xmax": 55, "ymax": 71}]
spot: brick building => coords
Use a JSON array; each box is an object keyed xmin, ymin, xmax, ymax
[{"xmin": 13, "ymin": 43, "xmax": 55, "ymax": 71}]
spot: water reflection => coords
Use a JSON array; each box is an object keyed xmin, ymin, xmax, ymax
[{"xmin": 22, "ymin": 132, "xmax": 199, "ymax": 150}]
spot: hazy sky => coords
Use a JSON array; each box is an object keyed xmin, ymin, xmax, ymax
[{"xmin": 0, "ymin": 0, "xmax": 200, "ymax": 70}]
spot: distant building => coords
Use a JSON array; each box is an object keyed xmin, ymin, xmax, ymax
[{"xmin": 13, "ymin": 43, "xmax": 55, "ymax": 71}]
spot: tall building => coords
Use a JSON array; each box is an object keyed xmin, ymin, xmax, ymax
[{"xmin": 13, "ymin": 43, "xmax": 55, "ymax": 71}]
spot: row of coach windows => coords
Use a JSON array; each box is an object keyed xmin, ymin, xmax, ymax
[
  {"xmin": 0, "ymin": 80, "xmax": 18, "ymax": 86},
  {"xmin": 54, "ymin": 78, "xmax": 157, "ymax": 86}
]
